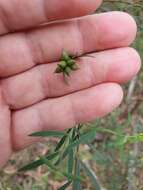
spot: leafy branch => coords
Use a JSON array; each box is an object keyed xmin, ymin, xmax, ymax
[{"xmin": 19, "ymin": 49, "xmax": 143, "ymax": 189}]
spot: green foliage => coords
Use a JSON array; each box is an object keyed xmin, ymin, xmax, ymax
[
  {"xmin": 19, "ymin": 116, "xmax": 143, "ymax": 190},
  {"xmin": 19, "ymin": 152, "xmax": 59, "ymax": 171},
  {"xmin": 29, "ymin": 131, "xmax": 65, "ymax": 138},
  {"xmin": 19, "ymin": 125, "xmax": 97, "ymax": 189}
]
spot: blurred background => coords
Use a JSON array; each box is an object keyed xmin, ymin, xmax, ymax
[{"xmin": 0, "ymin": 0, "xmax": 143, "ymax": 190}]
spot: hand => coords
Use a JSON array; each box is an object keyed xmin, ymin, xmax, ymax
[{"xmin": 0, "ymin": 0, "xmax": 141, "ymax": 167}]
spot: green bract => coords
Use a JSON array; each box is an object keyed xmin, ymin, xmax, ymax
[{"xmin": 55, "ymin": 50, "xmax": 79, "ymax": 80}]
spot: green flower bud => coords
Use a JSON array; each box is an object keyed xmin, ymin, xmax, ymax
[
  {"xmin": 71, "ymin": 64, "xmax": 79, "ymax": 70},
  {"xmin": 61, "ymin": 50, "xmax": 71, "ymax": 61},
  {"xmin": 64, "ymin": 67, "xmax": 72, "ymax": 76},
  {"xmin": 59, "ymin": 61, "xmax": 67, "ymax": 69},
  {"xmin": 67, "ymin": 59, "xmax": 76, "ymax": 66}
]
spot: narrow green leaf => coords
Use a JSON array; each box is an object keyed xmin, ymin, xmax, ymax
[
  {"xmin": 58, "ymin": 181, "xmax": 72, "ymax": 190},
  {"xmin": 19, "ymin": 152, "xmax": 59, "ymax": 172},
  {"xmin": 71, "ymin": 127, "xmax": 76, "ymax": 139},
  {"xmin": 55, "ymin": 129, "xmax": 74, "ymax": 166},
  {"xmin": 29, "ymin": 131, "xmax": 65, "ymax": 138},
  {"xmin": 63, "ymin": 129, "xmax": 96, "ymax": 158},
  {"xmin": 54, "ymin": 134, "xmax": 71, "ymax": 166},
  {"xmin": 80, "ymin": 160, "xmax": 101, "ymax": 190},
  {"xmin": 55, "ymin": 135, "xmax": 68, "ymax": 152},
  {"xmin": 72, "ymin": 158, "xmax": 82, "ymax": 190},
  {"xmin": 40, "ymin": 156, "xmax": 57, "ymax": 170}
]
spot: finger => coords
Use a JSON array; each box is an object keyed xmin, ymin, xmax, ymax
[
  {"xmin": 11, "ymin": 83, "xmax": 123, "ymax": 150},
  {"xmin": 1, "ymin": 47, "xmax": 140, "ymax": 110},
  {"xmin": 0, "ymin": 0, "xmax": 102, "ymax": 34},
  {"xmin": 0, "ymin": 88, "xmax": 12, "ymax": 167},
  {"xmin": 0, "ymin": 12, "xmax": 137, "ymax": 77}
]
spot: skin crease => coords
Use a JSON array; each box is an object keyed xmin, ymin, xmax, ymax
[{"xmin": 0, "ymin": 0, "xmax": 141, "ymax": 168}]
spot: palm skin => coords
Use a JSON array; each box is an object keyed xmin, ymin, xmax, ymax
[{"xmin": 0, "ymin": 0, "xmax": 141, "ymax": 168}]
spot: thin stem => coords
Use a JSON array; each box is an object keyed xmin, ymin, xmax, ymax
[
  {"xmin": 73, "ymin": 126, "xmax": 80, "ymax": 179},
  {"xmin": 72, "ymin": 124, "xmax": 82, "ymax": 188},
  {"xmin": 74, "ymin": 148, "xmax": 79, "ymax": 179}
]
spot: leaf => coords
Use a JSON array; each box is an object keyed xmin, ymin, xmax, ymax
[
  {"xmin": 19, "ymin": 152, "xmax": 59, "ymax": 172},
  {"xmin": 80, "ymin": 160, "xmax": 101, "ymax": 190},
  {"xmin": 54, "ymin": 135, "xmax": 72, "ymax": 166},
  {"xmin": 58, "ymin": 181, "xmax": 72, "ymax": 190},
  {"xmin": 63, "ymin": 129, "xmax": 96, "ymax": 158},
  {"xmin": 40, "ymin": 156, "xmax": 57, "ymax": 170},
  {"xmin": 72, "ymin": 158, "xmax": 82, "ymax": 190},
  {"xmin": 29, "ymin": 131, "xmax": 65, "ymax": 138},
  {"xmin": 55, "ymin": 134, "xmax": 68, "ymax": 152}
]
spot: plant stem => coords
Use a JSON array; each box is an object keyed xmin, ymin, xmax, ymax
[
  {"xmin": 72, "ymin": 124, "xmax": 81, "ymax": 188},
  {"xmin": 74, "ymin": 126, "xmax": 80, "ymax": 179}
]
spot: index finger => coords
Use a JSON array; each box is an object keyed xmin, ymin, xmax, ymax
[{"xmin": 0, "ymin": 0, "xmax": 102, "ymax": 34}]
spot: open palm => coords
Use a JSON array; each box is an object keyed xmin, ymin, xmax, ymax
[{"xmin": 0, "ymin": 0, "xmax": 141, "ymax": 167}]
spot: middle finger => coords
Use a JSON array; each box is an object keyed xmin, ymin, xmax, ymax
[{"xmin": 1, "ymin": 47, "xmax": 141, "ymax": 110}]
